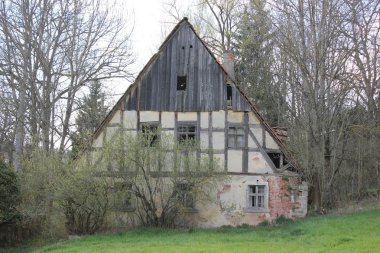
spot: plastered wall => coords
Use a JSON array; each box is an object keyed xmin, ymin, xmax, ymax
[{"xmin": 93, "ymin": 110, "xmax": 281, "ymax": 174}]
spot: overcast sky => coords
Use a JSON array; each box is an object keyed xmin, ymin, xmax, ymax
[{"xmin": 109, "ymin": 0, "xmax": 192, "ymax": 97}]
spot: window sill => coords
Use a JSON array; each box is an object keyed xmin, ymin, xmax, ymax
[
  {"xmin": 112, "ymin": 207, "xmax": 136, "ymax": 213},
  {"xmin": 243, "ymin": 208, "xmax": 269, "ymax": 213},
  {"xmin": 183, "ymin": 208, "xmax": 199, "ymax": 213}
]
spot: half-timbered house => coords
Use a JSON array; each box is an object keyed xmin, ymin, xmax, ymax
[{"xmin": 92, "ymin": 18, "xmax": 308, "ymax": 227}]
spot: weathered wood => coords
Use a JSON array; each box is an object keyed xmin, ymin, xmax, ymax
[
  {"xmin": 248, "ymin": 130, "xmax": 276, "ymax": 172},
  {"xmin": 125, "ymin": 23, "xmax": 251, "ymax": 112},
  {"xmin": 243, "ymin": 112, "xmax": 249, "ymax": 173},
  {"xmin": 224, "ymin": 110, "xmax": 228, "ymax": 171}
]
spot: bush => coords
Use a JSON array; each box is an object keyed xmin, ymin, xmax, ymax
[
  {"xmin": 58, "ymin": 162, "xmax": 110, "ymax": 235},
  {"xmin": 18, "ymin": 150, "xmax": 68, "ymax": 240},
  {"xmin": 272, "ymin": 215, "xmax": 293, "ymax": 226},
  {"xmin": 0, "ymin": 160, "xmax": 20, "ymax": 225}
]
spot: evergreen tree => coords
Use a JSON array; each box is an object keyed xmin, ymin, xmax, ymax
[
  {"xmin": 235, "ymin": 0, "xmax": 285, "ymax": 126},
  {"xmin": 71, "ymin": 80, "xmax": 108, "ymax": 158}
]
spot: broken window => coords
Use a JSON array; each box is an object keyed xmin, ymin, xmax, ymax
[
  {"xmin": 177, "ymin": 75, "xmax": 187, "ymax": 91},
  {"xmin": 111, "ymin": 182, "xmax": 134, "ymax": 212},
  {"xmin": 141, "ymin": 123, "xmax": 159, "ymax": 147},
  {"xmin": 177, "ymin": 124, "xmax": 196, "ymax": 143},
  {"xmin": 174, "ymin": 183, "xmax": 195, "ymax": 209},
  {"xmin": 228, "ymin": 126, "xmax": 244, "ymax": 148},
  {"xmin": 226, "ymin": 84, "xmax": 232, "ymax": 107},
  {"xmin": 247, "ymin": 185, "xmax": 266, "ymax": 210},
  {"xmin": 267, "ymin": 152, "xmax": 281, "ymax": 169}
]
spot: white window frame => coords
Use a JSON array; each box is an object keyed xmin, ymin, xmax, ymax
[{"xmin": 245, "ymin": 183, "xmax": 269, "ymax": 212}]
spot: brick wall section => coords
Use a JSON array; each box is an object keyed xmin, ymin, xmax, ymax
[{"xmin": 267, "ymin": 176, "xmax": 307, "ymax": 219}]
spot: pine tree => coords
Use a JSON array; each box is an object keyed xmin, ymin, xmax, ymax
[
  {"xmin": 71, "ymin": 80, "xmax": 108, "ymax": 158},
  {"xmin": 235, "ymin": 0, "xmax": 285, "ymax": 126}
]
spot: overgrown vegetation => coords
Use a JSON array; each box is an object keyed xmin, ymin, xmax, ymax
[
  {"xmin": 2, "ymin": 204, "xmax": 379, "ymax": 253},
  {"xmin": 0, "ymin": 160, "xmax": 20, "ymax": 225},
  {"xmin": 95, "ymin": 130, "xmax": 226, "ymax": 227},
  {"xmin": 0, "ymin": 131, "xmax": 226, "ymax": 245}
]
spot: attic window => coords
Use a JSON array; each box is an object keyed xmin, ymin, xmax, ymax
[
  {"xmin": 267, "ymin": 152, "xmax": 281, "ymax": 169},
  {"xmin": 177, "ymin": 76, "xmax": 187, "ymax": 91},
  {"xmin": 226, "ymin": 84, "xmax": 232, "ymax": 107}
]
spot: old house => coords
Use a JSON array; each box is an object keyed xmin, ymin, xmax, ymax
[{"xmin": 92, "ymin": 18, "xmax": 308, "ymax": 227}]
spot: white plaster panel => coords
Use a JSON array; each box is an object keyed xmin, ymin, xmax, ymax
[
  {"xmin": 248, "ymin": 152, "xmax": 272, "ymax": 173},
  {"xmin": 228, "ymin": 111, "xmax": 243, "ymax": 123},
  {"xmin": 248, "ymin": 112, "xmax": 260, "ymax": 124},
  {"xmin": 212, "ymin": 132, "xmax": 225, "ymax": 150},
  {"xmin": 109, "ymin": 110, "xmax": 121, "ymax": 125},
  {"xmin": 228, "ymin": 150, "xmax": 243, "ymax": 173},
  {"xmin": 178, "ymin": 112, "xmax": 197, "ymax": 121},
  {"xmin": 251, "ymin": 127, "xmax": 263, "ymax": 146},
  {"xmin": 140, "ymin": 111, "xmax": 159, "ymax": 122},
  {"xmin": 161, "ymin": 112, "xmax": 175, "ymax": 128},
  {"xmin": 248, "ymin": 133, "xmax": 258, "ymax": 148},
  {"xmin": 200, "ymin": 131, "xmax": 209, "ymax": 149},
  {"xmin": 265, "ymin": 131, "xmax": 279, "ymax": 149},
  {"xmin": 92, "ymin": 132, "xmax": 103, "ymax": 148},
  {"xmin": 200, "ymin": 112, "xmax": 209, "ymax": 129},
  {"xmin": 123, "ymin": 111, "xmax": 137, "ymax": 129},
  {"xmin": 213, "ymin": 154, "xmax": 225, "ymax": 171},
  {"xmin": 106, "ymin": 126, "xmax": 119, "ymax": 141},
  {"xmin": 162, "ymin": 153, "xmax": 175, "ymax": 172},
  {"xmin": 212, "ymin": 110, "xmax": 225, "ymax": 128}
]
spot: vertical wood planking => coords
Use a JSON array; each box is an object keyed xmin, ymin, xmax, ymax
[{"xmin": 123, "ymin": 22, "xmax": 252, "ymax": 113}]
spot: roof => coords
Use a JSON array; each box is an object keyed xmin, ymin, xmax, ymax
[{"xmin": 91, "ymin": 18, "xmax": 303, "ymax": 173}]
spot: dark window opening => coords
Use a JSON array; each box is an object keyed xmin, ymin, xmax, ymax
[
  {"xmin": 111, "ymin": 182, "xmax": 133, "ymax": 212},
  {"xmin": 177, "ymin": 124, "xmax": 196, "ymax": 143},
  {"xmin": 141, "ymin": 123, "xmax": 159, "ymax": 147},
  {"xmin": 190, "ymin": 44, "xmax": 193, "ymax": 48},
  {"xmin": 227, "ymin": 84, "xmax": 232, "ymax": 107},
  {"xmin": 267, "ymin": 152, "xmax": 281, "ymax": 168},
  {"xmin": 228, "ymin": 126, "xmax": 244, "ymax": 148},
  {"xmin": 177, "ymin": 75, "xmax": 187, "ymax": 91},
  {"xmin": 175, "ymin": 183, "xmax": 195, "ymax": 209}
]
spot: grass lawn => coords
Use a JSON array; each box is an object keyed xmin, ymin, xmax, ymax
[{"xmin": 2, "ymin": 205, "xmax": 379, "ymax": 253}]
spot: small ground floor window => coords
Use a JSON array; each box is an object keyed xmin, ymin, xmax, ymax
[{"xmin": 247, "ymin": 184, "xmax": 267, "ymax": 211}]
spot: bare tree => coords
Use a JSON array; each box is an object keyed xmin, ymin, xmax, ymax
[
  {"xmin": 271, "ymin": 0, "xmax": 353, "ymax": 209},
  {"xmin": 0, "ymin": 0, "xmax": 134, "ymax": 170},
  {"xmin": 164, "ymin": 0, "xmax": 243, "ymax": 56}
]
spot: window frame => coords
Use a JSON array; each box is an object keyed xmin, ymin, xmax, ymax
[
  {"xmin": 228, "ymin": 125, "xmax": 245, "ymax": 149},
  {"xmin": 245, "ymin": 184, "xmax": 269, "ymax": 213},
  {"xmin": 177, "ymin": 122, "xmax": 197, "ymax": 143},
  {"xmin": 174, "ymin": 182, "xmax": 197, "ymax": 211},
  {"xmin": 140, "ymin": 122, "xmax": 160, "ymax": 147},
  {"xmin": 111, "ymin": 182, "xmax": 135, "ymax": 212}
]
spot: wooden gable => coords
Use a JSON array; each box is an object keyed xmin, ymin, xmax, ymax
[{"xmin": 124, "ymin": 19, "xmax": 251, "ymax": 112}]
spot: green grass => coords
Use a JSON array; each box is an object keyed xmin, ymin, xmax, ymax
[{"xmin": 2, "ymin": 205, "xmax": 380, "ymax": 253}]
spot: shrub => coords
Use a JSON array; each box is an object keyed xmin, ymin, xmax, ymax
[
  {"xmin": 0, "ymin": 160, "xmax": 20, "ymax": 225},
  {"xmin": 272, "ymin": 215, "xmax": 293, "ymax": 226},
  {"xmin": 58, "ymin": 163, "xmax": 110, "ymax": 235}
]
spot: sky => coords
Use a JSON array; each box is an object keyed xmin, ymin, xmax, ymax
[{"xmin": 109, "ymin": 0, "xmax": 192, "ymax": 97}]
